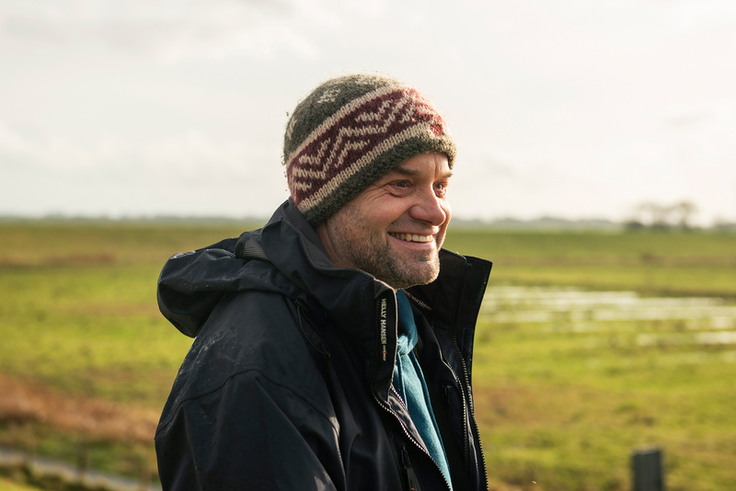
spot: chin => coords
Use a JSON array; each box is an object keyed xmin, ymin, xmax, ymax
[{"xmin": 390, "ymin": 262, "xmax": 440, "ymax": 289}]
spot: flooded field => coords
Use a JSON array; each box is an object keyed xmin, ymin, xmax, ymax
[
  {"xmin": 480, "ymin": 285, "xmax": 736, "ymax": 354},
  {"xmin": 473, "ymin": 286, "xmax": 736, "ymax": 490}
]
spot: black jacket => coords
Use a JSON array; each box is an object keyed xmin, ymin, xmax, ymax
[{"xmin": 155, "ymin": 201, "xmax": 492, "ymax": 491}]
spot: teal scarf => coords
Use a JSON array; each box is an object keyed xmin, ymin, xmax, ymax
[{"xmin": 393, "ymin": 290, "xmax": 453, "ymax": 489}]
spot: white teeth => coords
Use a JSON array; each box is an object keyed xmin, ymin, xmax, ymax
[{"xmin": 390, "ymin": 233, "xmax": 433, "ymax": 243}]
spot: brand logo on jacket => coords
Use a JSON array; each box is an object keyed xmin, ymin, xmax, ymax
[{"xmin": 380, "ymin": 298, "xmax": 388, "ymax": 361}]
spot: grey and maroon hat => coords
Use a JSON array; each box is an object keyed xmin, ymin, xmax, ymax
[{"xmin": 283, "ymin": 73, "xmax": 457, "ymax": 225}]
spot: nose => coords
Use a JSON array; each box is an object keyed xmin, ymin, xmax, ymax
[{"xmin": 409, "ymin": 187, "xmax": 450, "ymax": 226}]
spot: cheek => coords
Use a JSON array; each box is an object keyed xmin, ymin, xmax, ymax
[{"xmin": 371, "ymin": 209, "xmax": 407, "ymax": 230}]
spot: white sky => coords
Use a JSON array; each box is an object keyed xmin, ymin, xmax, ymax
[{"xmin": 1, "ymin": 0, "xmax": 735, "ymax": 224}]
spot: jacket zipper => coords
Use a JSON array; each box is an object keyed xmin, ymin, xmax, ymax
[
  {"xmin": 427, "ymin": 277, "xmax": 477, "ymax": 488},
  {"xmin": 450, "ymin": 265, "xmax": 489, "ymax": 491},
  {"xmin": 375, "ymin": 390, "xmax": 453, "ymax": 491},
  {"xmin": 372, "ymin": 292, "xmax": 453, "ymax": 491},
  {"xmin": 438, "ymin": 348, "xmax": 471, "ymax": 477}
]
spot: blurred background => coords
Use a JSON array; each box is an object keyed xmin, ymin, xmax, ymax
[
  {"xmin": 1, "ymin": 0, "xmax": 736, "ymax": 226},
  {"xmin": 2, "ymin": 2, "xmax": 736, "ymax": 491}
]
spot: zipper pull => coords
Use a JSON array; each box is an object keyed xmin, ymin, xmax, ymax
[
  {"xmin": 401, "ymin": 447, "xmax": 422, "ymax": 491},
  {"xmin": 443, "ymin": 385, "xmax": 452, "ymax": 410}
]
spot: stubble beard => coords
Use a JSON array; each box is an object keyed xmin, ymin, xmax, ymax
[{"xmin": 328, "ymin": 214, "xmax": 441, "ymax": 290}]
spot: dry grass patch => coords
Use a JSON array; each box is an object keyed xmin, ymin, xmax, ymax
[{"xmin": 0, "ymin": 374, "xmax": 158, "ymax": 444}]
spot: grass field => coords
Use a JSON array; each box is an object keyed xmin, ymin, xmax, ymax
[
  {"xmin": 0, "ymin": 477, "xmax": 40, "ymax": 491},
  {"xmin": 444, "ymin": 228, "xmax": 736, "ymax": 297},
  {"xmin": 1, "ymin": 221, "xmax": 735, "ymax": 490},
  {"xmin": 473, "ymin": 286, "xmax": 736, "ymax": 490}
]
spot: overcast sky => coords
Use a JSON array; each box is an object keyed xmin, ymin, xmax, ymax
[{"xmin": 1, "ymin": 0, "xmax": 735, "ymax": 225}]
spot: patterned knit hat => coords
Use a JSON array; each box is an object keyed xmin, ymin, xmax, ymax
[{"xmin": 283, "ymin": 73, "xmax": 457, "ymax": 225}]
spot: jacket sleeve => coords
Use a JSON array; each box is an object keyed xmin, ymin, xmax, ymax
[{"xmin": 155, "ymin": 370, "xmax": 345, "ymax": 491}]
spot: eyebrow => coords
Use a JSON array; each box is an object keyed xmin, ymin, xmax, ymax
[{"xmin": 391, "ymin": 165, "xmax": 453, "ymax": 180}]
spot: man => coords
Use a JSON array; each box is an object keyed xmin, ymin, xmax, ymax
[{"xmin": 155, "ymin": 73, "xmax": 492, "ymax": 490}]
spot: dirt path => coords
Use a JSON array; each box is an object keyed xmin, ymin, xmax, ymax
[{"xmin": 0, "ymin": 373, "xmax": 158, "ymax": 444}]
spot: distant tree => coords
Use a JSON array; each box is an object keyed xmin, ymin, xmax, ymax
[
  {"xmin": 635, "ymin": 202, "xmax": 670, "ymax": 230},
  {"xmin": 624, "ymin": 219, "xmax": 645, "ymax": 231},
  {"xmin": 628, "ymin": 200, "xmax": 698, "ymax": 231},
  {"xmin": 670, "ymin": 201, "xmax": 697, "ymax": 230},
  {"xmin": 713, "ymin": 218, "xmax": 736, "ymax": 233}
]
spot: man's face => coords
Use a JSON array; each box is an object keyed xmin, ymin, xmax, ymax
[{"xmin": 316, "ymin": 152, "xmax": 452, "ymax": 290}]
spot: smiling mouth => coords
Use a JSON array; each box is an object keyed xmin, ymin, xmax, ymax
[{"xmin": 388, "ymin": 232, "xmax": 434, "ymax": 243}]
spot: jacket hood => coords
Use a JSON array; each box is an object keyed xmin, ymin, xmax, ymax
[{"xmin": 157, "ymin": 200, "xmax": 394, "ymax": 339}]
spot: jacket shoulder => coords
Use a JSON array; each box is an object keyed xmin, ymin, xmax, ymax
[{"xmin": 157, "ymin": 289, "xmax": 332, "ymax": 432}]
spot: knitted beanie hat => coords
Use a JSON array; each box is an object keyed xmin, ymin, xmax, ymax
[{"xmin": 283, "ymin": 73, "xmax": 457, "ymax": 225}]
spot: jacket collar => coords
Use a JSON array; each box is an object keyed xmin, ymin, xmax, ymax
[{"xmin": 260, "ymin": 200, "xmax": 492, "ymax": 401}]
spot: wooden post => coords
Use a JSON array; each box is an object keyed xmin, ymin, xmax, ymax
[{"xmin": 632, "ymin": 447, "xmax": 664, "ymax": 491}]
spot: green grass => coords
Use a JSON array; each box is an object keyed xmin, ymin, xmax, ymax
[
  {"xmin": 1, "ymin": 222, "xmax": 735, "ymax": 490},
  {"xmin": 443, "ymin": 229, "xmax": 736, "ymax": 297},
  {"xmin": 0, "ymin": 477, "xmax": 43, "ymax": 491},
  {"xmin": 472, "ymin": 317, "xmax": 736, "ymax": 490},
  {"xmin": 0, "ymin": 222, "xmax": 256, "ymax": 403},
  {"xmin": 0, "ymin": 262, "xmax": 191, "ymax": 405}
]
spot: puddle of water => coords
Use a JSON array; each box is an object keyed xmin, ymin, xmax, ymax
[
  {"xmin": 481, "ymin": 286, "xmax": 736, "ymax": 323},
  {"xmin": 0, "ymin": 447, "xmax": 160, "ymax": 491},
  {"xmin": 479, "ymin": 285, "xmax": 736, "ymax": 349}
]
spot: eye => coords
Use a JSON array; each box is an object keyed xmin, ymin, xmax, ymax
[
  {"xmin": 434, "ymin": 181, "xmax": 448, "ymax": 197},
  {"xmin": 386, "ymin": 180, "xmax": 412, "ymax": 196}
]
